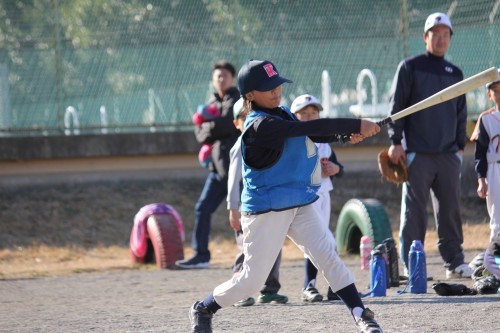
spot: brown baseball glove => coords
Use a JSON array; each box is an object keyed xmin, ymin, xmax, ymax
[{"xmin": 377, "ymin": 149, "xmax": 408, "ymax": 185}]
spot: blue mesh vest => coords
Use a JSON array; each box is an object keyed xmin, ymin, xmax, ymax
[{"xmin": 240, "ymin": 107, "xmax": 321, "ymax": 214}]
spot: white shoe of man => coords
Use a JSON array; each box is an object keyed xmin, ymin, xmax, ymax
[{"xmin": 446, "ymin": 263, "xmax": 474, "ymax": 279}]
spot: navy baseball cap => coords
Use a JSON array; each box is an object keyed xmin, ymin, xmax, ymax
[{"xmin": 238, "ymin": 60, "xmax": 293, "ymax": 95}]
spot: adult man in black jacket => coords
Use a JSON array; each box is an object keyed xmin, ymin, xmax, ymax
[
  {"xmin": 387, "ymin": 13, "xmax": 471, "ymax": 279},
  {"xmin": 176, "ymin": 60, "xmax": 240, "ymax": 269}
]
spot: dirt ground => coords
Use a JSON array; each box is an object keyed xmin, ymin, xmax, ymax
[
  {"xmin": 1, "ymin": 251, "xmax": 499, "ymax": 333},
  {"xmin": 0, "ymin": 168, "xmax": 497, "ymax": 332}
]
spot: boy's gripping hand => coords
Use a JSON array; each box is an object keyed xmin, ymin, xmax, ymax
[
  {"xmin": 346, "ymin": 120, "xmax": 380, "ymax": 144},
  {"xmin": 360, "ymin": 119, "xmax": 380, "ymax": 138},
  {"xmin": 348, "ymin": 133, "xmax": 364, "ymax": 144}
]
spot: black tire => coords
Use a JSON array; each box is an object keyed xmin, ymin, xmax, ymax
[
  {"xmin": 146, "ymin": 213, "xmax": 184, "ymax": 269},
  {"xmin": 335, "ymin": 198, "xmax": 392, "ymax": 254}
]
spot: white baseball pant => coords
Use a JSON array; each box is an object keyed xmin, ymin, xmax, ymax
[
  {"xmin": 212, "ymin": 204, "xmax": 355, "ymax": 307},
  {"xmin": 487, "ymin": 161, "xmax": 500, "ymax": 243}
]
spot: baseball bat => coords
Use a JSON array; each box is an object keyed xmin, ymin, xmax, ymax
[{"xmin": 377, "ymin": 67, "xmax": 499, "ymax": 126}]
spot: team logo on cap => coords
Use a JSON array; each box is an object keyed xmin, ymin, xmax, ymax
[
  {"xmin": 435, "ymin": 16, "xmax": 442, "ymax": 23},
  {"xmin": 298, "ymin": 96, "xmax": 312, "ymax": 108},
  {"xmin": 263, "ymin": 63, "xmax": 278, "ymax": 77}
]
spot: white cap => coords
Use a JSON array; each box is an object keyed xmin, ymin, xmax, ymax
[
  {"xmin": 486, "ymin": 78, "xmax": 500, "ymax": 90},
  {"xmin": 424, "ymin": 12, "xmax": 453, "ymax": 33},
  {"xmin": 291, "ymin": 94, "xmax": 323, "ymax": 114},
  {"xmin": 233, "ymin": 97, "xmax": 244, "ymax": 119}
]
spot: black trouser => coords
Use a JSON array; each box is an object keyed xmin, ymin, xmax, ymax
[
  {"xmin": 399, "ymin": 152, "xmax": 465, "ymax": 271},
  {"xmin": 192, "ymin": 172, "xmax": 227, "ymax": 259}
]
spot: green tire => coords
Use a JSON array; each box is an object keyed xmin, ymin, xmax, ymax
[{"xmin": 335, "ymin": 198, "xmax": 393, "ymax": 254}]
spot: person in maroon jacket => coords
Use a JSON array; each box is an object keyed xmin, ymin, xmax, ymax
[{"xmin": 176, "ymin": 60, "xmax": 240, "ymax": 269}]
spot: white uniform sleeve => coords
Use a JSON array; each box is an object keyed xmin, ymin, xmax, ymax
[{"xmin": 227, "ymin": 137, "xmax": 243, "ymax": 210}]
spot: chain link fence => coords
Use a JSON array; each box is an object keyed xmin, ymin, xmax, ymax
[{"xmin": 0, "ymin": 0, "xmax": 498, "ymax": 136}]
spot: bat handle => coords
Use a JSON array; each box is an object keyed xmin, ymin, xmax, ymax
[{"xmin": 376, "ymin": 117, "xmax": 392, "ymax": 127}]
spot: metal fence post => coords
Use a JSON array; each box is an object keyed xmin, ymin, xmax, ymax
[
  {"xmin": 0, "ymin": 64, "xmax": 10, "ymax": 132},
  {"xmin": 52, "ymin": 0, "xmax": 64, "ymax": 134},
  {"xmin": 400, "ymin": 0, "xmax": 409, "ymax": 58}
]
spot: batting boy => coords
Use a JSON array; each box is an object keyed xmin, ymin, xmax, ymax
[{"xmin": 189, "ymin": 59, "xmax": 383, "ymax": 333}]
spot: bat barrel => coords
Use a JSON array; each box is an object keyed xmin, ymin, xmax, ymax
[{"xmin": 387, "ymin": 66, "xmax": 499, "ymax": 123}]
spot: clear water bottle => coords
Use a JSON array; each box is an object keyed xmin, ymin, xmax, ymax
[
  {"xmin": 409, "ymin": 240, "xmax": 427, "ymax": 294},
  {"xmin": 360, "ymin": 235, "xmax": 372, "ymax": 270},
  {"xmin": 370, "ymin": 249, "xmax": 387, "ymax": 296}
]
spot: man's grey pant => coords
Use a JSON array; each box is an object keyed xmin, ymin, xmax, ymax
[{"xmin": 399, "ymin": 152, "xmax": 465, "ymax": 271}]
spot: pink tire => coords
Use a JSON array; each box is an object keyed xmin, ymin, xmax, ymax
[
  {"xmin": 130, "ymin": 239, "xmax": 155, "ymax": 265},
  {"xmin": 130, "ymin": 248, "xmax": 145, "ymax": 264},
  {"xmin": 146, "ymin": 213, "xmax": 184, "ymax": 269}
]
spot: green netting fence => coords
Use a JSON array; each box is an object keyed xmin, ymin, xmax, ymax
[{"xmin": 0, "ymin": 0, "xmax": 498, "ymax": 136}]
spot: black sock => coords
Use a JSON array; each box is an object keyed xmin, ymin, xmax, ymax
[
  {"xmin": 335, "ymin": 283, "xmax": 364, "ymax": 313},
  {"xmin": 304, "ymin": 258, "xmax": 318, "ymax": 288},
  {"xmin": 198, "ymin": 293, "xmax": 221, "ymax": 314}
]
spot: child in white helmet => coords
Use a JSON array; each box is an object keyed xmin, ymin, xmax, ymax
[{"xmin": 291, "ymin": 94, "xmax": 343, "ymax": 302}]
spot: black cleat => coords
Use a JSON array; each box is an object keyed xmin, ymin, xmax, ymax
[
  {"xmin": 189, "ymin": 302, "xmax": 213, "ymax": 333},
  {"xmin": 355, "ymin": 308, "xmax": 383, "ymax": 333}
]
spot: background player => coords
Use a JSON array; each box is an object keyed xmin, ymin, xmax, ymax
[
  {"xmin": 471, "ymin": 78, "xmax": 500, "ymax": 278},
  {"xmin": 227, "ymin": 98, "xmax": 288, "ymax": 306},
  {"xmin": 291, "ymin": 94, "xmax": 343, "ymax": 302}
]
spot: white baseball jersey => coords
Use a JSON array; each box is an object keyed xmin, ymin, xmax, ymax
[
  {"xmin": 307, "ymin": 143, "xmax": 337, "ymax": 257},
  {"xmin": 317, "ymin": 143, "xmax": 334, "ymax": 194},
  {"xmin": 479, "ymin": 109, "xmax": 500, "ymax": 242}
]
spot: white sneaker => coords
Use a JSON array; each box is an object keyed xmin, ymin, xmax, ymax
[
  {"xmin": 302, "ymin": 287, "xmax": 323, "ymax": 302},
  {"xmin": 446, "ymin": 263, "xmax": 474, "ymax": 279}
]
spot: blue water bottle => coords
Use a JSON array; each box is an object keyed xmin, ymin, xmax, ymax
[
  {"xmin": 370, "ymin": 249, "xmax": 387, "ymax": 297},
  {"xmin": 409, "ymin": 240, "xmax": 427, "ymax": 294}
]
